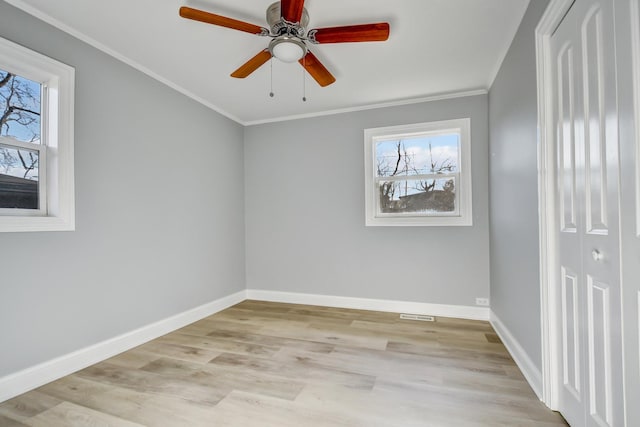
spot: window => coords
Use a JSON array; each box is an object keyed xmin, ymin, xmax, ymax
[
  {"xmin": 364, "ymin": 118, "xmax": 472, "ymax": 226},
  {"xmin": 0, "ymin": 36, "xmax": 75, "ymax": 232}
]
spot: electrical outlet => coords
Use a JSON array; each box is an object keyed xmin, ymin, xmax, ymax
[{"xmin": 476, "ymin": 297, "xmax": 490, "ymax": 306}]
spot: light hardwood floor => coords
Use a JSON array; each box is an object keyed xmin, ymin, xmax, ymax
[{"xmin": 0, "ymin": 300, "xmax": 567, "ymax": 426}]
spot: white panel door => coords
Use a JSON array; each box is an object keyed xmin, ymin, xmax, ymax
[
  {"xmin": 550, "ymin": 0, "xmax": 624, "ymax": 425},
  {"xmin": 616, "ymin": 0, "xmax": 640, "ymax": 425},
  {"xmin": 552, "ymin": 8, "xmax": 585, "ymax": 423}
]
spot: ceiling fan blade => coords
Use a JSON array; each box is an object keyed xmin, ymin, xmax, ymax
[
  {"xmin": 299, "ymin": 51, "xmax": 336, "ymax": 87},
  {"xmin": 179, "ymin": 6, "xmax": 267, "ymax": 35},
  {"xmin": 281, "ymin": 0, "xmax": 305, "ymax": 23},
  {"xmin": 309, "ymin": 23, "xmax": 390, "ymax": 43},
  {"xmin": 231, "ymin": 50, "xmax": 272, "ymax": 78}
]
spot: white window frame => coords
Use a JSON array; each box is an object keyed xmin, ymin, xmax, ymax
[
  {"xmin": 0, "ymin": 36, "xmax": 75, "ymax": 232},
  {"xmin": 364, "ymin": 118, "xmax": 472, "ymax": 226}
]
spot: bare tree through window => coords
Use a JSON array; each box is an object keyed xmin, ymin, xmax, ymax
[
  {"xmin": 375, "ymin": 136, "xmax": 458, "ymax": 214},
  {"xmin": 0, "ymin": 69, "xmax": 41, "ymax": 209}
]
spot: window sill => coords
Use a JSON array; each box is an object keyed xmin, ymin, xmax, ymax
[
  {"xmin": 365, "ymin": 215, "xmax": 473, "ymax": 227},
  {"xmin": 0, "ymin": 214, "xmax": 75, "ymax": 232}
]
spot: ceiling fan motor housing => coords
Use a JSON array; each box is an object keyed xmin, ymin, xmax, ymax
[{"xmin": 266, "ymin": 2, "xmax": 309, "ymax": 36}]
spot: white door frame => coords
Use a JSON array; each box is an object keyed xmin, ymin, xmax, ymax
[{"xmin": 535, "ymin": 0, "xmax": 576, "ymax": 411}]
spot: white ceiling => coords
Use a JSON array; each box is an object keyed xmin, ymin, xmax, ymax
[{"xmin": 6, "ymin": 0, "xmax": 530, "ymax": 125}]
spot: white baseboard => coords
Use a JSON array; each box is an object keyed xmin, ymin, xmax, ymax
[
  {"xmin": 246, "ymin": 289, "xmax": 490, "ymax": 321},
  {"xmin": 490, "ymin": 310, "xmax": 543, "ymax": 400},
  {"xmin": 0, "ymin": 290, "xmax": 246, "ymax": 403}
]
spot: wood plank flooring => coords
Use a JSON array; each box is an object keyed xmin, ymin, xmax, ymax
[{"xmin": 0, "ymin": 300, "xmax": 568, "ymax": 426}]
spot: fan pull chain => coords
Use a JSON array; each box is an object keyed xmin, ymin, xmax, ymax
[
  {"xmin": 302, "ymin": 57, "xmax": 307, "ymax": 102},
  {"xmin": 269, "ymin": 59, "xmax": 274, "ymax": 98}
]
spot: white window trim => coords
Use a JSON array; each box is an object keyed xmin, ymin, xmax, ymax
[
  {"xmin": 0, "ymin": 36, "xmax": 75, "ymax": 232},
  {"xmin": 364, "ymin": 118, "xmax": 472, "ymax": 226}
]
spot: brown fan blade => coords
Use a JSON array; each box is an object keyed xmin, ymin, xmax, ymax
[
  {"xmin": 179, "ymin": 6, "xmax": 266, "ymax": 35},
  {"xmin": 299, "ymin": 51, "xmax": 336, "ymax": 87},
  {"xmin": 309, "ymin": 23, "xmax": 390, "ymax": 43},
  {"xmin": 281, "ymin": 0, "xmax": 305, "ymax": 23},
  {"xmin": 231, "ymin": 50, "xmax": 272, "ymax": 78}
]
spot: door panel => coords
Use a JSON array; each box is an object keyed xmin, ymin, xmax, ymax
[
  {"xmin": 621, "ymin": 1, "xmax": 640, "ymax": 423},
  {"xmin": 558, "ymin": 42, "xmax": 579, "ymax": 233},
  {"xmin": 586, "ymin": 276, "xmax": 612, "ymax": 426},
  {"xmin": 561, "ymin": 267, "xmax": 581, "ymax": 399},
  {"xmin": 578, "ymin": 1, "xmax": 624, "ymax": 424},
  {"xmin": 552, "ymin": 6, "xmax": 586, "ymax": 425},
  {"xmin": 582, "ymin": 6, "xmax": 609, "ymax": 235}
]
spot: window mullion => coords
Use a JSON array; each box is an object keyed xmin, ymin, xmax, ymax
[{"xmin": 375, "ymin": 173, "xmax": 458, "ymax": 183}]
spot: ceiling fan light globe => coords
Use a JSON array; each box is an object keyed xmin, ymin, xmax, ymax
[{"xmin": 272, "ymin": 41, "xmax": 305, "ymax": 62}]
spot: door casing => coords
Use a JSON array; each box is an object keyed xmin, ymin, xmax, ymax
[{"xmin": 535, "ymin": 0, "xmax": 577, "ymax": 410}]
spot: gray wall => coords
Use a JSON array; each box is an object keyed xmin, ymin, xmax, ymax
[
  {"xmin": 0, "ymin": 2, "xmax": 246, "ymax": 377},
  {"xmin": 245, "ymin": 96, "xmax": 490, "ymax": 306},
  {"xmin": 488, "ymin": 0, "xmax": 550, "ymax": 371}
]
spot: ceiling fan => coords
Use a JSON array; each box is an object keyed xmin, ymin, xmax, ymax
[{"xmin": 179, "ymin": 0, "xmax": 390, "ymax": 87}]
